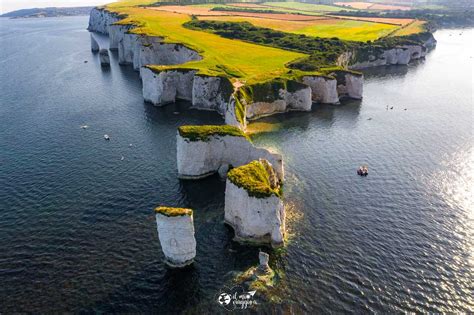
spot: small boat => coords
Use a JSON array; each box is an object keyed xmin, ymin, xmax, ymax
[
  {"xmin": 357, "ymin": 166, "xmax": 368, "ymax": 177},
  {"xmin": 104, "ymin": 134, "xmax": 110, "ymax": 140},
  {"xmin": 81, "ymin": 125, "xmax": 88, "ymax": 129}
]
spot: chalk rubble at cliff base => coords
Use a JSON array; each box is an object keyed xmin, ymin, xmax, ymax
[
  {"xmin": 154, "ymin": 206, "xmax": 196, "ymax": 267},
  {"xmin": 224, "ymin": 159, "xmax": 285, "ymax": 247}
]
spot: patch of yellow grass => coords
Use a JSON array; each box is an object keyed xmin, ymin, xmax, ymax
[
  {"xmin": 295, "ymin": 19, "xmax": 398, "ymax": 41},
  {"xmin": 199, "ymin": 15, "xmax": 398, "ymax": 41},
  {"xmin": 391, "ymin": 20, "xmax": 426, "ymax": 36}
]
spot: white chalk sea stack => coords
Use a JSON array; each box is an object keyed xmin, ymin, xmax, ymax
[
  {"xmin": 177, "ymin": 125, "xmax": 283, "ymax": 180},
  {"xmin": 154, "ymin": 206, "xmax": 196, "ymax": 267},
  {"xmin": 224, "ymin": 159, "xmax": 285, "ymax": 247},
  {"xmin": 99, "ymin": 49, "xmax": 110, "ymax": 67}
]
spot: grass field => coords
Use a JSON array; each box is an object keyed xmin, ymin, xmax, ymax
[
  {"xmin": 199, "ymin": 15, "xmax": 398, "ymax": 41},
  {"xmin": 150, "ymin": 5, "xmax": 325, "ymax": 20},
  {"xmin": 391, "ymin": 20, "xmax": 426, "ymax": 36},
  {"xmin": 331, "ymin": 15, "xmax": 415, "ymax": 26},
  {"xmin": 107, "ymin": 5, "xmax": 306, "ymax": 83},
  {"xmin": 262, "ymin": 1, "xmax": 351, "ymax": 12},
  {"xmin": 334, "ymin": 1, "xmax": 411, "ymax": 11},
  {"xmin": 293, "ymin": 19, "xmax": 397, "ymax": 41}
]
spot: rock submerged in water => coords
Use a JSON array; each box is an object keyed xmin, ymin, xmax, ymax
[
  {"xmin": 224, "ymin": 159, "xmax": 285, "ymax": 247},
  {"xmin": 154, "ymin": 206, "xmax": 196, "ymax": 267},
  {"xmin": 235, "ymin": 251, "xmax": 280, "ymax": 303},
  {"xmin": 259, "ymin": 251, "xmax": 270, "ymax": 272},
  {"xmin": 99, "ymin": 49, "xmax": 110, "ymax": 67}
]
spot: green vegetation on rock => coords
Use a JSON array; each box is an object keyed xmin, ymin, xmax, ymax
[
  {"xmin": 155, "ymin": 206, "xmax": 193, "ymax": 217},
  {"xmin": 178, "ymin": 125, "xmax": 247, "ymax": 142},
  {"xmin": 227, "ymin": 160, "xmax": 282, "ymax": 199}
]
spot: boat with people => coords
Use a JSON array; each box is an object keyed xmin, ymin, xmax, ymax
[{"xmin": 357, "ymin": 166, "xmax": 368, "ymax": 176}]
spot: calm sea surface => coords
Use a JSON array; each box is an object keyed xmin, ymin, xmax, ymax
[{"xmin": 0, "ymin": 16, "xmax": 472, "ymax": 313}]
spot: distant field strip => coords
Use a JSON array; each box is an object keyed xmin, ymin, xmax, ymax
[
  {"xmin": 331, "ymin": 15, "xmax": 415, "ymax": 26},
  {"xmin": 262, "ymin": 2, "xmax": 350, "ymax": 12},
  {"xmin": 334, "ymin": 1, "xmax": 411, "ymax": 11},
  {"xmin": 149, "ymin": 5, "xmax": 327, "ymax": 20}
]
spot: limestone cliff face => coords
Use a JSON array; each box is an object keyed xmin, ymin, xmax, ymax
[
  {"xmin": 118, "ymin": 32, "xmax": 139, "ymax": 65},
  {"xmin": 344, "ymin": 34, "xmax": 436, "ymax": 70},
  {"xmin": 224, "ymin": 96, "xmax": 246, "ymax": 129},
  {"xmin": 176, "ymin": 134, "xmax": 283, "ymax": 180},
  {"xmin": 301, "ymin": 76, "xmax": 339, "ymax": 104},
  {"xmin": 155, "ymin": 212, "xmax": 196, "ymax": 267},
  {"xmin": 134, "ymin": 40, "xmax": 201, "ymax": 71},
  {"xmin": 244, "ymin": 80, "xmax": 312, "ymax": 120},
  {"xmin": 332, "ymin": 71, "xmax": 364, "ymax": 100},
  {"xmin": 192, "ymin": 75, "xmax": 233, "ymax": 115},
  {"xmin": 88, "ymin": 8, "xmax": 119, "ymax": 35},
  {"xmin": 109, "ymin": 24, "xmax": 133, "ymax": 50},
  {"xmin": 141, "ymin": 68, "xmax": 234, "ymax": 113},
  {"xmin": 349, "ymin": 44, "xmax": 431, "ymax": 69},
  {"xmin": 141, "ymin": 68, "xmax": 196, "ymax": 105},
  {"xmin": 224, "ymin": 160, "xmax": 285, "ymax": 246}
]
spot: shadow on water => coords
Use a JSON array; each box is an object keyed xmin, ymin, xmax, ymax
[{"xmin": 143, "ymin": 100, "xmax": 224, "ymax": 127}]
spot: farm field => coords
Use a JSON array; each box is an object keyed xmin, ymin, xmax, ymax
[
  {"xmin": 227, "ymin": 3, "xmax": 269, "ymax": 8},
  {"xmin": 392, "ymin": 20, "xmax": 426, "ymax": 36},
  {"xmin": 331, "ymin": 15, "xmax": 415, "ymax": 26},
  {"xmin": 147, "ymin": 3, "xmax": 329, "ymax": 16},
  {"xmin": 262, "ymin": 1, "xmax": 352, "ymax": 12},
  {"xmin": 149, "ymin": 5, "xmax": 325, "ymax": 20},
  {"xmin": 334, "ymin": 1, "xmax": 411, "ymax": 11},
  {"xmin": 108, "ymin": 5, "xmax": 306, "ymax": 83},
  {"xmin": 292, "ymin": 19, "xmax": 397, "ymax": 41},
  {"xmin": 198, "ymin": 15, "xmax": 399, "ymax": 41}
]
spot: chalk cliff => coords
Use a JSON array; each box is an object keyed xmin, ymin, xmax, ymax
[
  {"xmin": 140, "ymin": 68, "xmax": 234, "ymax": 113},
  {"xmin": 192, "ymin": 74, "xmax": 234, "ymax": 115},
  {"xmin": 176, "ymin": 125, "xmax": 283, "ymax": 180},
  {"xmin": 141, "ymin": 68, "xmax": 196, "ymax": 104},
  {"xmin": 224, "ymin": 159, "xmax": 285, "ymax": 246},
  {"xmin": 241, "ymin": 79, "xmax": 312, "ymax": 120},
  {"xmin": 109, "ymin": 23, "xmax": 132, "ymax": 50},
  {"xmin": 331, "ymin": 70, "xmax": 364, "ymax": 100},
  {"xmin": 346, "ymin": 33, "xmax": 437, "ymax": 70},
  {"xmin": 301, "ymin": 75, "xmax": 339, "ymax": 104},
  {"xmin": 154, "ymin": 206, "xmax": 196, "ymax": 267},
  {"xmin": 88, "ymin": 8, "xmax": 119, "ymax": 35}
]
